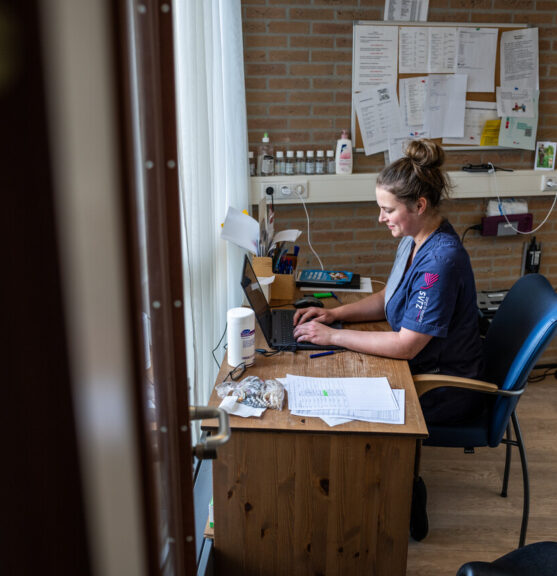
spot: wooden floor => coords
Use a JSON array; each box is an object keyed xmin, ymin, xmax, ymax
[{"xmin": 406, "ymin": 377, "xmax": 557, "ymax": 575}]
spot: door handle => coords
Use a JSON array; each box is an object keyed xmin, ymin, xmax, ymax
[{"xmin": 189, "ymin": 406, "xmax": 230, "ymax": 460}]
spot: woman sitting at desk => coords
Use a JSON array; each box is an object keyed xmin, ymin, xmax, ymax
[{"xmin": 293, "ymin": 139, "xmax": 485, "ymax": 539}]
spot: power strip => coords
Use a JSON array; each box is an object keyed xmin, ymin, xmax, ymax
[{"xmin": 261, "ymin": 181, "xmax": 308, "ymax": 201}]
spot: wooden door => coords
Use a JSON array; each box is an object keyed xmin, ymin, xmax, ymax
[{"xmin": 116, "ymin": 0, "xmax": 197, "ymax": 573}]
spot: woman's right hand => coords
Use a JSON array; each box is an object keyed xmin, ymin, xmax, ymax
[{"xmin": 293, "ymin": 306, "xmax": 338, "ymax": 327}]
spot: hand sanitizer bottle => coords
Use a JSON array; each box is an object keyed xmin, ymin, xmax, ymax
[{"xmin": 335, "ymin": 130, "xmax": 353, "ymax": 174}]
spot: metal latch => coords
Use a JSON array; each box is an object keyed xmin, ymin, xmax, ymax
[{"xmin": 189, "ymin": 406, "xmax": 230, "ymax": 460}]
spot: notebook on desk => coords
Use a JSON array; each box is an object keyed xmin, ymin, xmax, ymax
[{"xmin": 241, "ymin": 255, "xmax": 342, "ymax": 351}]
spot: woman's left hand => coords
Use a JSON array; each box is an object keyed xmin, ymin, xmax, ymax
[{"xmin": 293, "ymin": 319, "xmax": 336, "ymax": 346}]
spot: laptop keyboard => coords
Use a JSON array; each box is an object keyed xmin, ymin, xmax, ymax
[{"xmin": 274, "ymin": 310, "xmax": 296, "ymax": 344}]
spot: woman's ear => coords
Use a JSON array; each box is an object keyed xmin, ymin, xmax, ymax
[{"xmin": 416, "ymin": 196, "xmax": 428, "ymax": 215}]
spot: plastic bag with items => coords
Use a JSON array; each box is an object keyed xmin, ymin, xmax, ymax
[{"xmin": 216, "ymin": 375, "xmax": 285, "ymax": 411}]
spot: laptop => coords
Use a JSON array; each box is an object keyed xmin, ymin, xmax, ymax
[{"xmin": 241, "ymin": 255, "xmax": 342, "ymax": 351}]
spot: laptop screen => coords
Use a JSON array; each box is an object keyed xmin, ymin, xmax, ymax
[{"xmin": 241, "ymin": 255, "xmax": 273, "ymax": 343}]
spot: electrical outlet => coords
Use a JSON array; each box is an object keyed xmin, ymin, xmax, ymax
[
  {"xmin": 260, "ymin": 181, "xmax": 308, "ymax": 201},
  {"xmin": 541, "ymin": 175, "xmax": 556, "ymax": 192}
]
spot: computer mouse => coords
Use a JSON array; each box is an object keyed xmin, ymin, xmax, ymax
[{"xmin": 293, "ymin": 296, "xmax": 324, "ymax": 309}]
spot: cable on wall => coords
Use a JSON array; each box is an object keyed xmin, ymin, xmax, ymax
[
  {"xmin": 295, "ymin": 187, "xmax": 324, "ymax": 270},
  {"xmin": 489, "ymin": 162, "xmax": 557, "ymax": 235}
]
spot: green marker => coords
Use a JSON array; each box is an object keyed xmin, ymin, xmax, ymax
[
  {"xmin": 323, "ymin": 390, "xmax": 328, "ymax": 396},
  {"xmin": 313, "ymin": 292, "xmax": 333, "ymax": 298}
]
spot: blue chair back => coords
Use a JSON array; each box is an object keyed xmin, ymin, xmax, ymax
[{"xmin": 482, "ymin": 274, "xmax": 557, "ymax": 446}]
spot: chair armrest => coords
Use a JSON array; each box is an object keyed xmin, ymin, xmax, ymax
[{"xmin": 413, "ymin": 374, "xmax": 499, "ymax": 398}]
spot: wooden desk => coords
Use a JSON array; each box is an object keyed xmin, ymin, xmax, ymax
[{"xmin": 203, "ymin": 295, "xmax": 428, "ymax": 575}]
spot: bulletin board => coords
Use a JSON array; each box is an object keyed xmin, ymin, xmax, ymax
[{"xmin": 351, "ymin": 21, "xmax": 529, "ymax": 152}]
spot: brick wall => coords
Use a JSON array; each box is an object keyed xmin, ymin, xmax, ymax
[{"xmin": 242, "ymin": 0, "xmax": 557, "ymax": 362}]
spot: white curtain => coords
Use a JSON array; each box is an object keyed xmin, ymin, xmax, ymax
[{"xmin": 173, "ymin": 0, "xmax": 248, "ymax": 437}]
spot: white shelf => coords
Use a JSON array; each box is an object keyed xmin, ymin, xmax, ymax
[{"xmin": 249, "ymin": 170, "xmax": 557, "ymax": 205}]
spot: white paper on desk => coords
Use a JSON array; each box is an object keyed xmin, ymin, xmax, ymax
[
  {"xmin": 500, "ymin": 28, "xmax": 539, "ymax": 90},
  {"xmin": 318, "ymin": 390, "xmax": 406, "ymax": 426},
  {"xmin": 354, "ymin": 85, "xmax": 402, "ymax": 156},
  {"xmin": 221, "ymin": 206, "xmax": 260, "ymax": 255},
  {"xmin": 443, "ymin": 101, "xmax": 498, "ymax": 146},
  {"xmin": 456, "ymin": 27, "xmax": 497, "ymax": 92},
  {"xmin": 424, "ymin": 74, "xmax": 467, "ymax": 138},
  {"xmin": 219, "ymin": 396, "xmax": 266, "ymax": 418},
  {"xmin": 287, "ymin": 375, "xmax": 398, "ymax": 412}
]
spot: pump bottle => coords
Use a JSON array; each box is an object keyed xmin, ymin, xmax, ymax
[
  {"xmin": 335, "ymin": 130, "xmax": 353, "ymax": 174},
  {"xmin": 258, "ymin": 132, "xmax": 274, "ymax": 176}
]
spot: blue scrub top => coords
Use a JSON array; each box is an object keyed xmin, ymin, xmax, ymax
[{"xmin": 385, "ymin": 219, "xmax": 483, "ymax": 379}]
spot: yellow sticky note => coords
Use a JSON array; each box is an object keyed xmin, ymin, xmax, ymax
[{"xmin": 480, "ymin": 119, "xmax": 501, "ymax": 146}]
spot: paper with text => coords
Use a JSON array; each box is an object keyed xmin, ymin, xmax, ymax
[
  {"xmin": 354, "ymin": 84, "xmax": 402, "ymax": 155},
  {"xmin": 384, "ymin": 0, "xmax": 428, "ymax": 21},
  {"xmin": 287, "ymin": 374, "xmax": 398, "ymax": 412},
  {"xmin": 443, "ymin": 101, "xmax": 498, "ymax": 146},
  {"xmin": 501, "ymin": 28, "xmax": 539, "ymax": 90},
  {"xmin": 456, "ymin": 28, "xmax": 497, "ymax": 92},
  {"xmin": 496, "ymin": 86, "xmax": 538, "ymax": 119},
  {"xmin": 424, "ymin": 74, "xmax": 467, "ymax": 138},
  {"xmin": 498, "ymin": 103, "xmax": 538, "ymax": 151},
  {"xmin": 353, "ymin": 25, "xmax": 398, "ymax": 92},
  {"xmin": 317, "ymin": 389, "xmax": 406, "ymax": 426}
]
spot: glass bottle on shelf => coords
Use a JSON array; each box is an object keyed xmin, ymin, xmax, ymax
[
  {"xmin": 248, "ymin": 151, "xmax": 256, "ymax": 176},
  {"xmin": 305, "ymin": 150, "xmax": 315, "ymax": 175},
  {"xmin": 285, "ymin": 150, "xmax": 295, "ymax": 175},
  {"xmin": 315, "ymin": 150, "xmax": 325, "ymax": 174},
  {"xmin": 326, "ymin": 149, "xmax": 335, "ymax": 174},
  {"xmin": 295, "ymin": 150, "xmax": 305, "ymax": 175},
  {"xmin": 275, "ymin": 150, "xmax": 285, "ymax": 175}
]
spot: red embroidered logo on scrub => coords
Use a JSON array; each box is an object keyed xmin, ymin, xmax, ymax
[{"xmin": 421, "ymin": 272, "xmax": 439, "ymax": 289}]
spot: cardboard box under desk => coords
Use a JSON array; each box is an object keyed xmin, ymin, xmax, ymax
[{"xmin": 252, "ymin": 256, "xmax": 295, "ymax": 301}]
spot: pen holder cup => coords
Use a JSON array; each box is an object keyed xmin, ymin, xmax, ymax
[{"xmin": 252, "ymin": 256, "xmax": 296, "ymax": 301}]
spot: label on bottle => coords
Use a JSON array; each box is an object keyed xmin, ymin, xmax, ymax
[
  {"xmin": 339, "ymin": 143, "xmax": 352, "ymax": 159},
  {"xmin": 261, "ymin": 155, "xmax": 274, "ymax": 176}
]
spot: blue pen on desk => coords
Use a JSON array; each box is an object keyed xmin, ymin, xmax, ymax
[{"xmin": 309, "ymin": 350, "xmax": 336, "ymax": 359}]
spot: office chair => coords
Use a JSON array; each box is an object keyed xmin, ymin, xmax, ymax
[
  {"xmin": 412, "ymin": 273, "xmax": 557, "ymax": 548},
  {"xmin": 456, "ymin": 541, "xmax": 557, "ymax": 575}
]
